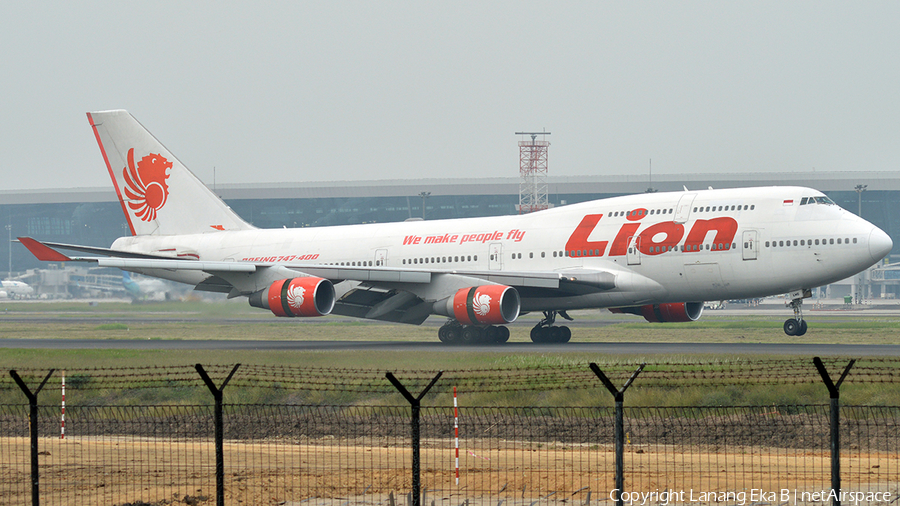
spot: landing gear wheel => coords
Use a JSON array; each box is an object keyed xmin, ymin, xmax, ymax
[
  {"xmin": 559, "ymin": 326, "xmax": 572, "ymax": 343},
  {"xmin": 438, "ymin": 322, "xmax": 463, "ymax": 344},
  {"xmin": 462, "ymin": 326, "xmax": 483, "ymax": 344},
  {"xmin": 495, "ymin": 326, "xmax": 510, "ymax": 343},
  {"xmin": 548, "ymin": 326, "xmax": 563, "ymax": 342},
  {"xmin": 530, "ymin": 326, "xmax": 546, "ymax": 343},
  {"xmin": 798, "ymin": 320, "xmax": 808, "ymax": 336},
  {"xmin": 484, "ymin": 326, "xmax": 500, "ymax": 343},
  {"xmin": 783, "ymin": 319, "xmax": 800, "ymax": 336}
]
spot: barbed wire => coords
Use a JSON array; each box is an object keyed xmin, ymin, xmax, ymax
[{"xmin": 1, "ymin": 358, "xmax": 898, "ymax": 393}]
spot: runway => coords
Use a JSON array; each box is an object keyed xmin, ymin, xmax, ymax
[{"xmin": 2, "ymin": 338, "xmax": 898, "ymax": 356}]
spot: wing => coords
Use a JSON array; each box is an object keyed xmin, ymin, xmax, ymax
[{"xmin": 17, "ymin": 237, "xmax": 619, "ymax": 324}]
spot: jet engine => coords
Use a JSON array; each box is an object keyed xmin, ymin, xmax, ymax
[
  {"xmin": 248, "ymin": 277, "xmax": 335, "ymax": 317},
  {"xmin": 435, "ymin": 285, "xmax": 520, "ymax": 325},
  {"xmin": 609, "ymin": 302, "xmax": 703, "ymax": 323}
]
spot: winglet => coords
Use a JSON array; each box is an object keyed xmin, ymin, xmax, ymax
[{"xmin": 17, "ymin": 237, "xmax": 73, "ymax": 262}]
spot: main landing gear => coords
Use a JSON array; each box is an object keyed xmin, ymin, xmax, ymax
[
  {"xmin": 436, "ymin": 310, "xmax": 576, "ymax": 345},
  {"xmin": 438, "ymin": 320, "xmax": 510, "ymax": 345},
  {"xmin": 530, "ymin": 310, "xmax": 573, "ymax": 344},
  {"xmin": 783, "ymin": 290, "xmax": 811, "ymax": 336}
]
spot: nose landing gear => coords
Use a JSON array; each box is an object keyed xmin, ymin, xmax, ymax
[{"xmin": 783, "ymin": 290, "xmax": 811, "ymax": 336}]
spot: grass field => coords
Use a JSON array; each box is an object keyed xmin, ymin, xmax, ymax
[
  {"xmin": 2, "ymin": 302, "xmax": 898, "ymax": 506},
  {"xmin": 2, "ymin": 299, "xmax": 900, "ymax": 370},
  {"xmin": 0, "ymin": 300, "xmax": 898, "ymax": 407}
]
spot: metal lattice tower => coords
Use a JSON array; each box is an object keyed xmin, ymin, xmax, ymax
[{"xmin": 515, "ymin": 131, "xmax": 552, "ymax": 214}]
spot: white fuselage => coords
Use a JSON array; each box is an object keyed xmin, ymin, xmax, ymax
[
  {"xmin": 111, "ymin": 186, "xmax": 892, "ymax": 310},
  {"xmin": 0, "ymin": 280, "xmax": 34, "ymax": 298}
]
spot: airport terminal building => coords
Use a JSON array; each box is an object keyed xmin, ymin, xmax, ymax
[{"xmin": 3, "ymin": 170, "xmax": 899, "ymax": 299}]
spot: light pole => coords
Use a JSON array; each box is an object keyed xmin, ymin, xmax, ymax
[
  {"xmin": 855, "ymin": 184, "xmax": 867, "ymax": 217},
  {"xmin": 5, "ymin": 222, "xmax": 11, "ymax": 278},
  {"xmin": 854, "ymin": 184, "xmax": 869, "ymax": 304},
  {"xmin": 418, "ymin": 191, "xmax": 431, "ymax": 219}
]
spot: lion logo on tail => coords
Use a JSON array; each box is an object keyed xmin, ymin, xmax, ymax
[{"xmin": 122, "ymin": 148, "xmax": 173, "ymax": 222}]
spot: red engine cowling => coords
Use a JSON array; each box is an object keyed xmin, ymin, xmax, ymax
[
  {"xmin": 609, "ymin": 302, "xmax": 703, "ymax": 323},
  {"xmin": 249, "ymin": 277, "xmax": 335, "ymax": 317},
  {"xmin": 451, "ymin": 285, "xmax": 520, "ymax": 325}
]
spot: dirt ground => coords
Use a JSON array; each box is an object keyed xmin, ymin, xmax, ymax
[{"xmin": 1, "ymin": 437, "xmax": 898, "ymax": 506}]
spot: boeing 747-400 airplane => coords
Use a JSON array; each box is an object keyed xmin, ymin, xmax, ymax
[{"xmin": 19, "ymin": 110, "xmax": 893, "ymax": 343}]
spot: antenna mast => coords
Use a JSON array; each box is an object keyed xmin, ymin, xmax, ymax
[{"xmin": 514, "ymin": 131, "xmax": 552, "ymax": 214}]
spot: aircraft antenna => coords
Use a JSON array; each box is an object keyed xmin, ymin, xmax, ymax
[{"xmin": 514, "ymin": 130, "xmax": 552, "ymax": 214}]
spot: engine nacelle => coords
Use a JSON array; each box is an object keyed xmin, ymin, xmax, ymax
[
  {"xmin": 609, "ymin": 302, "xmax": 703, "ymax": 323},
  {"xmin": 248, "ymin": 277, "xmax": 335, "ymax": 317},
  {"xmin": 435, "ymin": 285, "xmax": 520, "ymax": 325}
]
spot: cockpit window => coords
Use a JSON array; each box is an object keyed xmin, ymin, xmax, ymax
[{"xmin": 800, "ymin": 196, "xmax": 835, "ymax": 206}]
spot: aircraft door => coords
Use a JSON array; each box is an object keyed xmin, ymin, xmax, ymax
[
  {"xmin": 684, "ymin": 262, "xmax": 725, "ymax": 293},
  {"xmin": 627, "ymin": 236, "xmax": 642, "ymax": 265},
  {"xmin": 375, "ymin": 249, "xmax": 388, "ymax": 266},
  {"xmin": 742, "ymin": 230, "xmax": 758, "ymax": 261},
  {"xmin": 674, "ymin": 193, "xmax": 697, "ymax": 224},
  {"xmin": 489, "ymin": 243, "xmax": 503, "ymax": 270}
]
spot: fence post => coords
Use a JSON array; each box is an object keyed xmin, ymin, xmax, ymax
[
  {"xmin": 386, "ymin": 371, "xmax": 443, "ymax": 506},
  {"xmin": 10, "ymin": 369, "xmax": 55, "ymax": 506},
  {"xmin": 196, "ymin": 364, "xmax": 241, "ymax": 506},
  {"xmin": 813, "ymin": 357, "xmax": 855, "ymax": 506},
  {"xmin": 589, "ymin": 363, "xmax": 645, "ymax": 506}
]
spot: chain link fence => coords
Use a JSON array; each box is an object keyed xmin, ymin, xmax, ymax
[{"xmin": 1, "ymin": 359, "xmax": 898, "ymax": 506}]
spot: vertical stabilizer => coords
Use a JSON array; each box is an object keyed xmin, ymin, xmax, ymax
[{"xmin": 87, "ymin": 110, "xmax": 254, "ymax": 236}]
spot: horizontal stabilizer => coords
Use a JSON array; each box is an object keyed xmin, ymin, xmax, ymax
[
  {"xmin": 17, "ymin": 237, "xmax": 72, "ymax": 262},
  {"xmin": 16, "ymin": 238, "xmax": 178, "ymax": 260}
]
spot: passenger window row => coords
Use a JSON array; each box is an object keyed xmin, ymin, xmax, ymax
[
  {"xmin": 499, "ymin": 235, "xmax": 860, "ymax": 261},
  {"xmin": 608, "ymin": 204, "xmax": 756, "ymax": 218},
  {"xmin": 401, "ymin": 256, "xmax": 477, "ymax": 265},
  {"xmin": 693, "ymin": 204, "xmax": 754, "ymax": 212},
  {"xmin": 327, "ymin": 256, "xmax": 481, "ymax": 267},
  {"xmin": 766, "ymin": 237, "xmax": 857, "ymax": 247},
  {"xmin": 610, "ymin": 209, "xmax": 673, "ymax": 217},
  {"xmin": 562, "ymin": 241, "xmax": 740, "ymax": 258},
  {"xmin": 503, "ymin": 251, "xmax": 565, "ymax": 260}
]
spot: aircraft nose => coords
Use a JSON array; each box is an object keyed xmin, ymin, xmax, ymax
[{"xmin": 869, "ymin": 227, "xmax": 893, "ymax": 262}]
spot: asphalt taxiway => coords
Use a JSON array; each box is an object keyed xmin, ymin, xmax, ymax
[{"xmin": 2, "ymin": 338, "xmax": 898, "ymax": 356}]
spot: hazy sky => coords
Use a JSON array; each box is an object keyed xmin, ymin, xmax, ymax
[{"xmin": 2, "ymin": 2, "xmax": 898, "ymax": 190}]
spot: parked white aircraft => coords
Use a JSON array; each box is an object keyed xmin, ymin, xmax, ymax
[
  {"xmin": 0, "ymin": 280, "xmax": 34, "ymax": 299},
  {"xmin": 122, "ymin": 271, "xmax": 170, "ymax": 301},
  {"xmin": 18, "ymin": 110, "xmax": 893, "ymax": 343}
]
